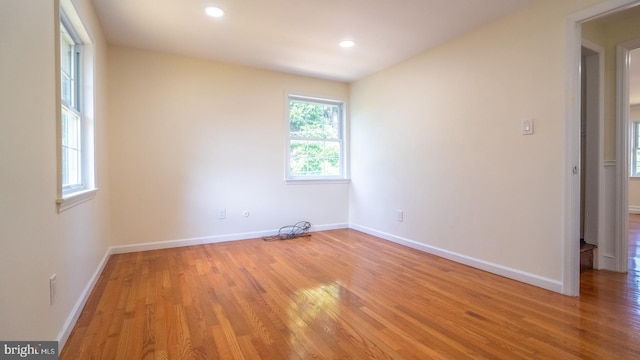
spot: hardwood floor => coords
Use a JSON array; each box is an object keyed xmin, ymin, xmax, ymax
[
  {"xmin": 628, "ymin": 214, "xmax": 640, "ymax": 273},
  {"xmin": 61, "ymin": 227, "xmax": 640, "ymax": 359}
]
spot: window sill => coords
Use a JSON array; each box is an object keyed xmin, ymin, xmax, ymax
[
  {"xmin": 57, "ymin": 188, "xmax": 98, "ymax": 213},
  {"xmin": 285, "ymin": 179, "xmax": 351, "ymax": 185}
]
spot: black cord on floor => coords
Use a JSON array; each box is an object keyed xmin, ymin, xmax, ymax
[{"xmin": 263, "ymin": 221, "xmax": 311, "ymax": 241}]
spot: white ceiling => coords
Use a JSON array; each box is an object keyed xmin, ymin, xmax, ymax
[{"xmin": 92, "ymin": 0, "xmax": 536, "ymax": 82}]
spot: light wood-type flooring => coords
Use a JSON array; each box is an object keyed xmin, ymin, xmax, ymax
[{"xmin": 61, "ymin": 220, "xmax": 640, "ymax": 359}]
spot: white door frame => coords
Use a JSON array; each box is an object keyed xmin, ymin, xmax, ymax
[{"xmin": 565, "ymin": 0, "xmax": 640, "ymax": 295}]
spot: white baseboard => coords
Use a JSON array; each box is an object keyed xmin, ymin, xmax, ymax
[
  {"xmin": 109, "ymin": 223, "xmax": 349, "ymax": 254},
  {"xmin": 57, "ymin": 247, "xmax": 112, "ymax": 349},
  {"xmin": 56, "ymin": 222, "xmax": 348, "ymax": 350},
  {"xmin": 109, "ymin": 230, "xmax": 273, "ymax": 254},
  {"xmin": 349, "ymin": 223, "xmax": 563, "ymax": 293},
  {"xmin": 311, "ymin": 223, "xmax": 349, "ymax": 232},
  {"xmin": 629, "ymin": 205, "xmax": 640, "ymax": 214}
]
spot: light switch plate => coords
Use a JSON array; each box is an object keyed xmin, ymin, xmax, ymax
[{"xmin": 522, "ymin": 119, "xmax": 534, "ymax": 135}]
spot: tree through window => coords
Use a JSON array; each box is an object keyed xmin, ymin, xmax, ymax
[{"xmin": 287, "ymin": 95, "xmax": 346, "ymax": 180}]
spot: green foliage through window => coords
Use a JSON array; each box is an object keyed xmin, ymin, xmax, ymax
[{"xmin": 288, "ymin": 97, "xmax": 344, "ymax": 178}]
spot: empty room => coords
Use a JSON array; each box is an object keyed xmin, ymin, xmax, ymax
[{"xmin": 2, "ymin": 0, "xmax": 640, "ymax": 358}]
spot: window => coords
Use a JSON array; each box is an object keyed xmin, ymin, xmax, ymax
[
  {"xmin": 286, "ymin": 95, "xmax": 348, "ymax": 181},
  {"xmin": 60, "ymin": 21, "xmax": 82, "ymax": 191},
  {"xmin": 57, "ymin": 3, "xmax": 96, "ymax": 212},
  {"xmin": 632, "ymin": 121, "xmax": 640, "ymax": 177}
]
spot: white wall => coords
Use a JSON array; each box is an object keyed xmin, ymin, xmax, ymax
[
  {"xmin": 349, "ymin": 0, "xmax": 607, "ymax": 287},
  {"xmin": 107, "ymin": 46, "xmax": 350, "ymax": 247},
  {"xmin": 0, "ymin": 0, "xmax": 110, "ymax": 344}
]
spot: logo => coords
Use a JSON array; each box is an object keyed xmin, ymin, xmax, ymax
[{"xmin": 1, "ymin": 342, "xmax": 58, "ymax": 359}]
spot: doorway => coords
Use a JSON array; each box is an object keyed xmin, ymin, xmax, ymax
[
  {"xmin": 565, "ymin": 0, "xmax": 640, "ymax": 295},
  {"xmin": 579, "ymin": 43, "xmax": 603, "ymax": 273}
]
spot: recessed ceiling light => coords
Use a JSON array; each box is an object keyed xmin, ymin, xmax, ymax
[
  {"xmin": 339, "ymin": 40, "xmax": 355, "ymax": 48},
  {"xmin": 205, "ymin": 6, "xmax": 224, "ymax": 18}
]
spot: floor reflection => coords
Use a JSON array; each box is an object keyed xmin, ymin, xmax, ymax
[
  {"xmin": 629, "ymin": 214, "xmax": 640, "ymax": 308},
  {"xmin": 629, "ymin": 214, "xmax": 640, "ymax": 273},
  {"xmin": 286, "ymin": 283, "xmax": 340, "ymax": 357}
]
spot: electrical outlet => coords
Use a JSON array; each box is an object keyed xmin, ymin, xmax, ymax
[
  {"xmin": 49, "ymin": 274, "xmax": 57, "ymax": 305},
  {"xmin": 218, "ymin": 208, "xmax": 226, "ymax": 219},
  {"xmin": 396, "ymin": 210, "xmax": 404, "ymax": 222}
]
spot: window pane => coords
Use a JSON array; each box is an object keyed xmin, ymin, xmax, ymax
[
  {"xmin": 61, "ymin": 72, "xmax": 72, "ymax": 106},
  {"xmin": 60, "ymin": 24, "xmax": 75, "ymax": 107},
  {"xmin": 289, "ymin": 100, "xmax": 340, "ymax": 139},
  {"xmin": 62, "ymin": 147, "xmax": 81, "ymax": 187},
  {"xmin": 290, "ymin": 140, "xmax": 340, "ymax": 176},
  {"xmin": 62, "ymin": 107, "xmax": 82, "ymax": 188},
  {"xmin": 636, "ymin": 149, "xmax": 640, "ymax": 176}
]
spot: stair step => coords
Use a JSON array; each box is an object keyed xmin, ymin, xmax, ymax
[
  {"xmin": 580, "ymin": 241, "xmax": 597, "ymax": 272},
  {"xmin": 580, "ymin": 243, "xmax": 597, "ymax": 253}
]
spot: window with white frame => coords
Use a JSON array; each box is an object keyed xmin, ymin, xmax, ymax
[
  {"xmin": 57, "ymin": 3, "xmax": 96, "ymax": 211},
  {"xmin": 60, "ymin": 21, "xmax": 82, "ymax": 191},
  {"xmin": 632, "ymin": 121, "xmax": 640, "ymax": 177},
  {"xmin": 287, "ymin": 95, "xmax": 347, "ymax": 181}
]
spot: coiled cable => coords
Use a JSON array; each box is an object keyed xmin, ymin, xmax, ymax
[{"xmin": 263, "ymin": 221, "xmax": 311, "ymax": 241}]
